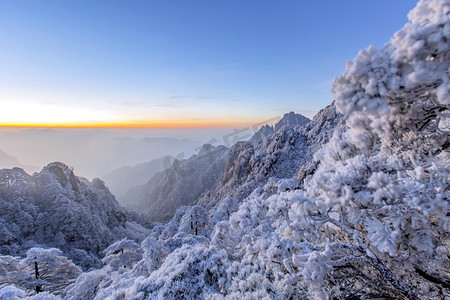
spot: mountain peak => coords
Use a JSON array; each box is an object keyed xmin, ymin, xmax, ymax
[
  {"xmin": 274, "ymin": 111, "xmax": 310, "ymax": 131},
  {"xmin": 250, "ymin": 111, "xmax": 310, "ymax": 144},
  {"xmin": 42, "ymin": 162, "xmax": 80, "ymax": 193}
]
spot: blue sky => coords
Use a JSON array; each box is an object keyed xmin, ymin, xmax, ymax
[{"xmin": 0, "ymin": 0, "xmax": 418, "ymax": 127}]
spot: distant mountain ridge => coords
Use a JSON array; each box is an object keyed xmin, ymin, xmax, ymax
[
  {"xmin": 0, "ymin": 130, "xmax": 201, "ymax": 179},
  {"xmin": 122, "ymin": 144, "xmax": 228, "ymax": 222},
  {"xmin": 102, "ymin": 155, "xmax": 175, "ymax": 201},
  {"xmin": 0, "ymin": 149, "xmax": 39, "ymax": 174},
  {"xmin": 123, "ymin": 111, "xmax": 320, "ymax": 222}
]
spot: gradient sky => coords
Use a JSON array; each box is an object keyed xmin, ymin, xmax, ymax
[{"xmin": 0, "ymin": 0, "xmax": 418, "ymax": 128}]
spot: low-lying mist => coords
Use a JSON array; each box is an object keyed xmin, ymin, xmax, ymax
[{"xmin": 0, "ymin": 127, "xmax": 244, "ymax": 179}]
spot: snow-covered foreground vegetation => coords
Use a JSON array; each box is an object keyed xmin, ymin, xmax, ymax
[
  {"xmin": 1, "ymin": 0, "xmax": 449, "ymax": 298},
  {"xmin": 0, "ymin": 163, "xmax": 152, "ymax": 271}
]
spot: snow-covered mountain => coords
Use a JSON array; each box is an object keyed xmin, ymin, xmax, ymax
[
  {"xmin": 198, "ymin": 105, "xmax": 343, "ymax": 209},
  {"xmin": 102, "ymin": 155, "xmax": 174, "ymax": 203},
  {"xmin": 0, "ymin": 162, "xmax": 151, "ymax": 270},
  {"xmin": 1, "ymin": 0, "xmax": 449, "ymax": 299},
  {"xmin": 249, "ymin": 111, "xmax": 310, "ymax": 144},
  {"xmin": 122, "ymin": 144, "xmax": 228, "ymax": 222},
  {"xmin": 122, "ymin": 111, "xmax": 313, "ymax": 223},
  {"xmin": 275, "ymin": 111, "xmax": 310, "ymax": 131}
]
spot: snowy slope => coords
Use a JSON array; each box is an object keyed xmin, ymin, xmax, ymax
[
  {"xmin": 197, "ymin": 105, "xmax": 343, "ymax": 209},
  {"xmin": 249, "ymin": 111, "xmax": 310, "ymax": 144},
  {"xmin": 123, "ymin": 112, "xmax": 314, "ymax": 222},
  {"xmin": 274, "ymin": 111, "xmax": 310, "ymax": 131},
  {"xmin": 123, "ymin": 144, "xmax": 228, "ymax": 223},
  {"xmin": 1, "ymin": 0, "xmax": 449, "ymax": 298},
  {"xmin": 0, "ymin": 163, "xmax": 151, "ymax": 269}
]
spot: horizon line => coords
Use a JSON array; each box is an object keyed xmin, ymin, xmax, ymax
[{"xmin": 0, "ymin": 120, "xmax": 260, "ymax": 129}]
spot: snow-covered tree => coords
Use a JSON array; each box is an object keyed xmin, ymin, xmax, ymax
[
  {"xmin": 0, "ymin": 256, "xmax": 29, "ymax": 292},
  {"xmin": 22, "ymin": 248, "xmax": 81, "ymax": 295},
  {"xmin": 101, "ymin": 239, "xmax": 142, "ymax": 271},
  {"xmin": 63, "ymin": 269, "xmax": 107, "ymax": 300},
  {"xmin": 0, "ymin": 285, "xmax": 26, "ymax": 299},
  {"xmin": 177, "ymin": 206, "xmax": 209, "ymax": 236},
  {"xmin": 0, "ymin": 162, "xmax": 151, "ymax": 270},
  {"xmin": 282, "ymin": 0, "xmax": 450, "ymax": 298},
  {"xmin": 0, "ymin": 248, "xmax": 81, "ymax": 298}
]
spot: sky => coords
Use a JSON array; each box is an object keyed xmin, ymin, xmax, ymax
[{"xmin": 0, "ymin": 0, "xmax": 418, "ymax": 128}]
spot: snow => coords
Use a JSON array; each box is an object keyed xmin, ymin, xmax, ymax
[
  {"xmin": 122, "ymin": 144, "xmax": 228, "ymax": 223},
  {"xmin": 0, "ymin": 0, "xmax": 449, "ymax": 298},
  {"xmin": 0, "ymin": 163, "xmax": 151, "ymax": 270}
]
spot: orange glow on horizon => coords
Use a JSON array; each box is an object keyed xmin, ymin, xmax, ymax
[{"xmin": 0, "ymin": 119, "xmax": 260, "ymax": 129}]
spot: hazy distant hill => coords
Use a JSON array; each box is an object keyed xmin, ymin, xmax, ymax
[
  {"xmin": 102, "ymin": 155, "xmax": 175, "ymax": 201},
  {"xmin": 0, "ymin": 130, "xmax": 201, "ymax": 178},
  {"xmin": 122, "ymin": 144, "xmax": 228, "ymax": 221},
  {"xmin": 0, "ymin": 149, "xmax": 38, "ymax": 173}
]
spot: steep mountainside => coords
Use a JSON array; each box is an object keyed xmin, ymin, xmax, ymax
[
  {"xmin": 0, "ymin": 163, "xmax": 151, "ymax": 269},
  {"xmin": 102, "ymin": 155, "xmax": 174, "ymax": 202},
  {"xmin": 1, "ymin": 1, "xmax": 448, "ymax": 298},
  {"xmin": 197, "ymin": 104, "xmax": 343, "ymax": 209},
  {"xmin": 123, "ymin": 112, "xmax": 315, "ymax": 222},
  {"xmin": 123, "ymin": 144, "xmax": 228, "ymax": 222}
]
